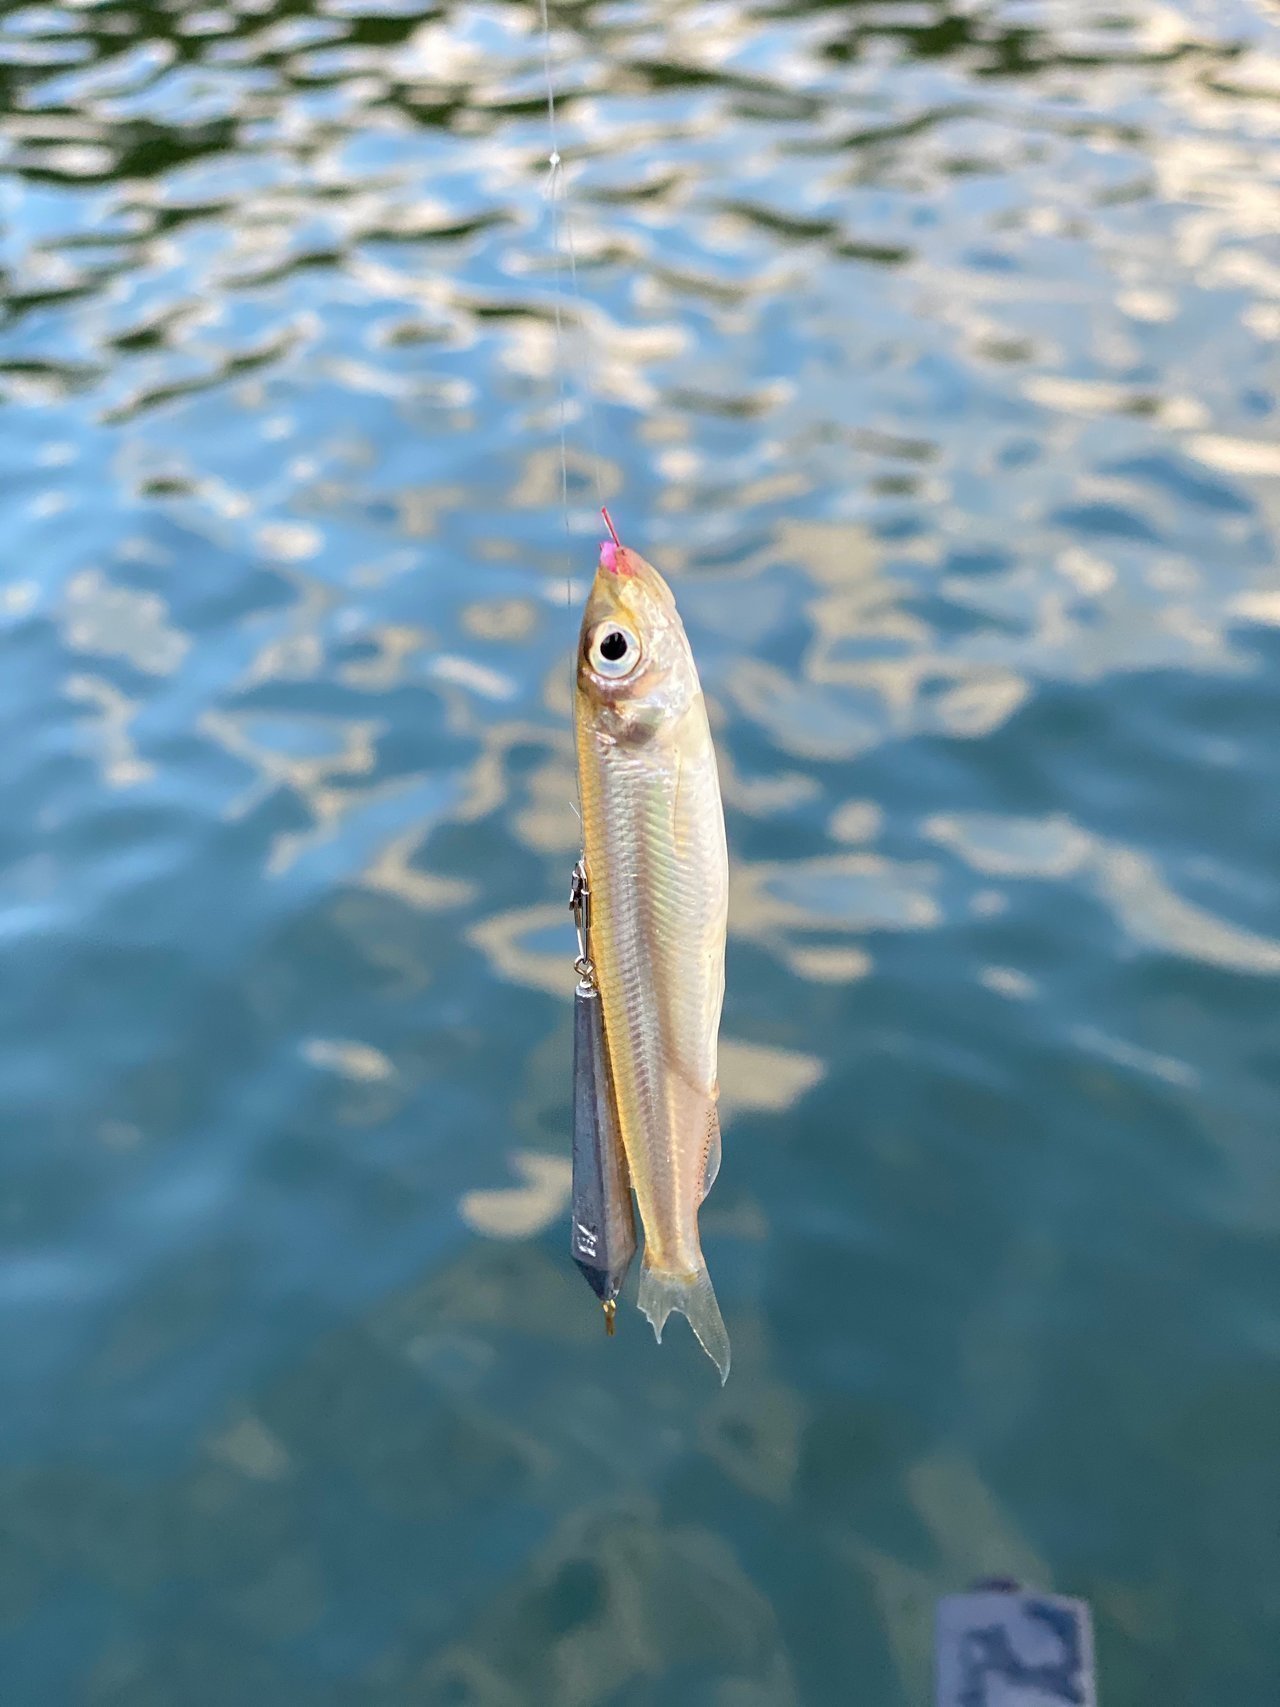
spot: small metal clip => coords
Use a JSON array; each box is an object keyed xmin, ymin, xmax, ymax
[{"xmin": 570, "ymin": 859, "xmax": 593, "ymax": 988}]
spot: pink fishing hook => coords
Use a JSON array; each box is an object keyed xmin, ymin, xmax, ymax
[{"xmin": 599, "ymin": 506, "xmax": 623, "ymax": 573}]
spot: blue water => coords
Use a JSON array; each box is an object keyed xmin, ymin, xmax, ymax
[{"xmin": 3, "ymin": 0, "xmax": 1280, "ymax": 1700}]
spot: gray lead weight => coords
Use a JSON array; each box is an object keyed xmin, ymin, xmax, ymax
[{"xmin": 570, "ymin": 980, "xmax": 636, "ymax": 1323}]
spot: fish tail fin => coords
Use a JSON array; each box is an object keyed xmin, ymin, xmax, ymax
[{"xmin": 637, "ymin": 1259, "xmax": 731, "ymax": 1384}]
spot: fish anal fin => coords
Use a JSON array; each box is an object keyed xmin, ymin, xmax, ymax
[{"xmin": 701, "ymin": 1102, "xmax": 721, "ymax": 1201}]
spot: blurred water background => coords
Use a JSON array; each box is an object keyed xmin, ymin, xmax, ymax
[{"xmin": 3, "ymin": 0, "xmax": 1280, "ymax": 1700}]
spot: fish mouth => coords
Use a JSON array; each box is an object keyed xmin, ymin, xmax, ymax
[
  {"xmin": 591, "ymin": 539, "xmax": 675, "ymax": 609},
  {"xmin": 583, "ymin": 540, "xmax": 646, "ymax": 628},
  {"xmin": 599, "ymin": 538, "xmax": 640, "ymax": 577}
]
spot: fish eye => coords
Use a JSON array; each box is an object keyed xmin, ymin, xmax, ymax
[{"xmin": 587, "ymin": 623, "xmax": 641, "ymax": 679}]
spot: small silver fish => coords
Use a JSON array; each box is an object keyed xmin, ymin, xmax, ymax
[{"xmin": 574, "ymin": 530, "xmax": 730, "ymax": 1381}]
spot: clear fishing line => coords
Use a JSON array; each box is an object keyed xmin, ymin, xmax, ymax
[{"xmin": 536, "ymin": 0, "xmax": 606, "ymax": 605}]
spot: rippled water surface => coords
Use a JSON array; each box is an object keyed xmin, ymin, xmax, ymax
[{"xmin": 4, "ymin": 0, "xmax": 1280, "ymax": 1700}]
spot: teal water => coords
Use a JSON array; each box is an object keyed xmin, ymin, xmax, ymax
[{"xmin": 3, "ymin": 0, "xmax": 1280, "ymax": 1700}]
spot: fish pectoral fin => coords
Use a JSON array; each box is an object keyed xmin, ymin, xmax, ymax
[
  {"xmin": 700, "ymin": 1104, "xmax": 722, "ymax": 1202},
  {"xmin": 637, "ymin": 1259, "xmax": 730, "ymax": 1384}
]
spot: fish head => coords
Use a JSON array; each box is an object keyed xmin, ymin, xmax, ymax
[{"xmin": 576, "ymin": 541, "xmax": 701, "ymax": 743}]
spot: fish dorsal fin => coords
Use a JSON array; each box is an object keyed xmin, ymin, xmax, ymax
[{"xmin": 701, "ymin": 1101, "xmax": 722, "ymax": 1201}]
